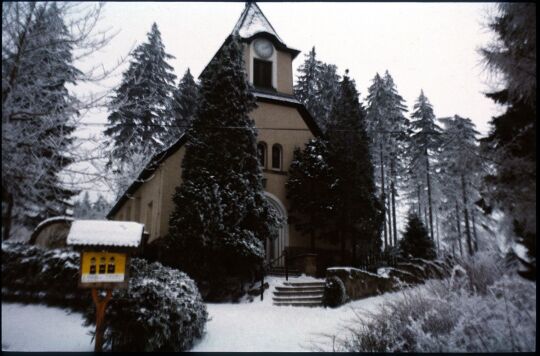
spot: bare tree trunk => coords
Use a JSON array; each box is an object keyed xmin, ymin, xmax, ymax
[
  {"xmin": 2, "ymin": 191, "xmax": 14, "ymax": 241},
  {"xmin": 426, "ymin": 152, "xmax": 434, "ymax": 241},
  {"xmin": 417, "ymin": 184, "xmax": 422, "ymax": 218},
  {"xmin": 455, "ymin": 202, "xmax": 463, "ymax": 257},
  {"xmin": 380, "ymin": 145, "xmax": 387, "ymax": 250},
  {"xmin": 386, "ymin": 190, "xmax": 393, "ymax": 247},
  {"xmin": 435, "ymin": 209, "xmax": 440, "ymax": 255},
  {"xmin": 461, "ymin": 175, "xmax": 473, "ymax": 256},
  {"xmin": 471, "ymin": 207, "xmax": 479, "ymax": 252},
  {"xmin": 390, "ymin": 159, "xmax": 398, "ymax": 246}
]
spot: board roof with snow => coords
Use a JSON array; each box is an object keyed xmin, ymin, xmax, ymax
[{"xmin": 66, "ymin": 220, "xmax": 144, "ymax": 248}]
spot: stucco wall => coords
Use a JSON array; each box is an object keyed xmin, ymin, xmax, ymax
[{"xmin": 276, "ymin": 50, "xmax": 293, "ymax": 95}]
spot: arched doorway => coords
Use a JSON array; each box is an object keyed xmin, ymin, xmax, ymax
[{"xmin": 264, "ymin": 192, "xmax": 288, "ymax": 266}]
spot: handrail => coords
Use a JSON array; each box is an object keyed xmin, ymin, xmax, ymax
[{"xmin": 259, "ymin": 249, "xmax": 289, "ymax": 301}]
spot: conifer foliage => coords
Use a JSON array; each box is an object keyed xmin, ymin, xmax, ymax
[
  {"xmin": 2, "ymin": 3, "xmax": 80, "ymax": 236},
  {"xmin": 104, "ymin": 23, "xmax": 177, "ymax": 166},
  {"xmin": 170, "ymin": 68, "xmax": 199, "ymax": 140},
  {"xmin": 399, "ymin": 213, "xmax": 436, "ymax": 260},
  {"xmin": 166, "ymin": 36, "xmax": 279, "ymax": 289},
  {"xmin": 326, "ymin": 71, "xmax": 383, "ymax": 263}
]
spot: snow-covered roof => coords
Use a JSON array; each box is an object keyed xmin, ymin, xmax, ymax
[
  {"xmin": 33, "ymin": 216, "xmax": 74, "ymax": 234},
  {"xmin": 66, "ymin": 220, "xmax": 144, "ymax": 248},
  {"xmin": 253, "ymin": 91, "xmax": 300, "ymax": 104},
  {"xmin": 232, "ymin": 2, "xmax": 284, "ymax": 43}
]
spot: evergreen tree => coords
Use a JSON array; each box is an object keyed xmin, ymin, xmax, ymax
[
  {"xmin": 2, "ymin": 3, "xmax": 79, "ymax": 236},
  {"xmin": 365, "ymin": 71, "xmax": 408, "ymax": 249},
  {"xmin": 73, "ymin": 192, "xmax": 93, "ymax": 218},
  {"xmin": 294, "ymin": 47, "xmax": 340, "ymax": 132},
  {"xmin": 399, "ymin": 213, "xmax": 436, "ymax": 260},
  {"xmin": 480, "ymin": 3, "xmax": 535, "ymax": 279},
  {"xmin": 104, "ymin": 23, "xmax": 177, "ymax": 166},
  {"xmin": 287, "ymin": 138, "xmax": 335, "ymax": 250},
  {"xmin": 408, "ymin": 90, "xmax": 441, "ymax": 243},
  {"xmin": 166, "ymin": 36, "xmax": 279, "ymax": 287},
  {"xmin": 169, "ymin": 68, "xmax": 199, "ymax": 141},
  {"xmin": 326, "ymin": 71, "xmax": 383, "ymax": 264},
  {"xmin": 438, "ymin": 115, "xmax": 483, "ymax": 256}
]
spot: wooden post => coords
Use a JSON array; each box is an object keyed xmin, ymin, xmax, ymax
[
  {"xmin": 92, "ymin": 288, "xmax": 113, "ymax": 352},
  {"xmin": 260, "ymin": 265, "xmax": 264, "ymax": 301},
  {"xmin": 284, "ymin": 250, "xmax": 288, "ymax": 281}
]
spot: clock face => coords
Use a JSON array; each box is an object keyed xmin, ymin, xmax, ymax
[{"xmin": 253, "ymin": 39, "xmax": 274, "ymax": 59}]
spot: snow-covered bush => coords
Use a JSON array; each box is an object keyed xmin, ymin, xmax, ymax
[
  {"xmin": 1, "ymin": 242, "xmax": 90, "ymax": 309},
  {"xmin": 329, "ymin": 252, "xmax": 536, "ymax": 352},
  {"xmin": 323, "ymin": 275, "xmax": 347, "ymax": 308},
  {"xmin": 83, "ymin": 258, "xmax": 207, "ymax": 351}
]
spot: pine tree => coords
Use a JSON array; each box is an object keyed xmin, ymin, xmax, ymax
[
  {"xmin": 166, "ymin": 36, "xmax": 279, "ymax": 286},
  {"xmin": 294, "ymin": 47, "xmax": 340, "ymax": 132},
  {"xmin": 408, "ymin": 90, "xmax": 441, "ymax": 244},
  {"xmin": 286, "ymin": 138, "xmax": 335, "ymax": 250},
  {"xmin": 2, "ymin": 3, "xmax": 79, "ymax": 236},
  {"xmin": 326, "ymin": 71, "xmax": 383, "ymax": 264},
  {"xmin": 74, "ymin": 192, "xmax": 93, "ymax": 218},
  {"xmin": 399, "ymin": 213, "xmax": 436, "ymax": 260},
  {"xmin": 365, "ymin": 71, "xmax": 408, "ymax": 249},
  {"xmin": 480, "ymin": 3, "xmax": 535, "ymax": 279},
  {"xmin": 104, "ymin": 22, "xmax": 177, "ymax": 166},
  {"xmin": 438, "ymin": 115, "xmax": 483, "ymax": 256},
  {"xmin": 169, "ymin": 68, "xmax": 199, "ymax": 142}
]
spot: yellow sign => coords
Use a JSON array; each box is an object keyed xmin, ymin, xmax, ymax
[{"xmin": 81, "ymin": 251, "xmax": 127, "ymax": 283}]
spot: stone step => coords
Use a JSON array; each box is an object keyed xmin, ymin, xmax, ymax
[
  {"xmin": 283, "ymin": 281, "xmax": 325, "ymax": 287},
  {"xmin": 273, "ymin": 290, "xmax": 323, "ymax": 297},
  {"xmin": 267, "ymin": 272, "xmax": 301, "ymax": 277},
  {"xmin": 273, "ymin": 295, "xmax": 323, "ymax": 303},
  {"xmin": 275, "ymin": 286, "xmax": 324, "ymax": 293},
  {"xmin": 273, "ymin": 301, "xmax": 322, "ymax": 307}
]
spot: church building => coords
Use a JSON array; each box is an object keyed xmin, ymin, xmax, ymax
[{"xmin": 107, "ymin": 3, "xmax": 339, "ymax": 275}]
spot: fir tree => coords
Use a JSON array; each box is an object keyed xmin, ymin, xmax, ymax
[
  {"xmin": 166, "ymin": 36, "xmax": 279, "ymax": 287},
  {"xmin": 169, "ymin": 68, "xmax": 199, "ymax": 141},
  {"xmin": 326, "ymin": 71, "xmax": 383, "ymax": 264},
  {"xmin": 480, "ymin": 3, "xmax": 535, "ymax": 279},
  {"xmin": 294, "ymin": 47, "xmax": 340, "ymax": 132},
  {"xmin": 104, "ymin": 22, "xmax": 177, "ymax": 166},
  {"xmin": 365, "ymin": 71, "xmax": 408, "ymax": 249},
  {"xmin": 408, "ymin": 90, "xmax": 441, "ymax": 243},
  {"xmin": 2, "ymin": 3, "xmax": 79, "ymax": 235},
  {"xmin": 399, "ymin": 213, "xmax": 436, "ymax": 260},
  {"xmin": 73, "ymin": 192, "xmax": 93, "ymax": 218},
  {"xmin": 286, "ymin": 138, "xmax": 335, "ymax": 250},
  {"xmin": 438, "ymin": 115, "xmax": 483, "ymax": 256}
]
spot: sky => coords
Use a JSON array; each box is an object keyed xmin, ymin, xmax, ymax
[{"xmin": 72, "ymin": 1, "xmax": 504, "ymax": 200}]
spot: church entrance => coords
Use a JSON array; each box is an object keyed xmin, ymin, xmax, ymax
[{"xmin": 264, "ymin": 192, "xmax": 288, "ymax": 267}]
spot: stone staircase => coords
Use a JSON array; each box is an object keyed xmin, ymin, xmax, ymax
[
  {"xmin": 272, "ymin": 281, "xmax": 325, "ymax": 307},
  {"xmin": 266, "ymin": 266, "xmax": 301, "ymax": 278}
]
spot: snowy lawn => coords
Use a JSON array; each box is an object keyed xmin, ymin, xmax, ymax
[
  {"xmin": 2, "ymin": 276, "xmax": 406, "ymax": 352},
  {"xmin": 1, "ymin": 302, "xmax": 93, "ymax": 352},
  {"xmin": 192, "ymin": 275, "xmax": 403, "ymax": 352}
]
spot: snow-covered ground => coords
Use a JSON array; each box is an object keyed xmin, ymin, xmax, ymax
[
  {"xmin": 192, "ymin": 275, "xmax": 400, "ymax": 352},
  {"xmin": 1, "ymin": 303, "xmax": 93, "ymax": 352},
  {"xmin": 1, "ymin": 276, "xmax": 404, "ymax": 352}
]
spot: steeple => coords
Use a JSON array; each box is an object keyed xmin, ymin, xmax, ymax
[{"xmin": 232, "ymin": 2, "xmax": 284, "ymax": 45}]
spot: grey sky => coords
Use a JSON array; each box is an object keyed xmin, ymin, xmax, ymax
[
  {"xmin": 84, "ymin": 2, "xmax": 502, "ymax": 133},
  {"xmin": 73, "ymin": 1, "xmax": 503, "ymax": 200}
]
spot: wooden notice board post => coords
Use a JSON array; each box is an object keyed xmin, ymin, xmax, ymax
[{"xmin": 66, "ymin": 220, "xmax": 144, "ymax": 352}]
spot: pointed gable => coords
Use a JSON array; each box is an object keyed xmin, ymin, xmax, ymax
[{"xmin": 232, "ymin": 2, "xmax": 284, "ymax": 44}]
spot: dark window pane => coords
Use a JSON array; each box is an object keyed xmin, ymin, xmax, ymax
[
  {"xmin": 272, "ymin": 145, "xmax": 281, "ymax": 169},
  {"xmin": 257, "ymin": 143, "xmax": 266, "ymax": 167},
  {"xmin": 254, "ymin": 58, "xmax": 272, "ymax": 89}
]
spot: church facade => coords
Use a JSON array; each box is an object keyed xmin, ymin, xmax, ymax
[{"xmin": 107, "ymin": 3, "xmax": 339, "ymax": 273}]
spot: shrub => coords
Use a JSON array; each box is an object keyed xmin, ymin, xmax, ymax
[
  {"xmin": 83, "ymin": 258, "xmax": 208, "ymax": 351},
  {"xmin": 399, "ymin": 213, "xmax": 436, "ymax": 260},
  {"xmin": 1, "ymin": 242, "xmax": 90, "ymax": 309},
  {"xmin": 323, "ymin": 275, "xmax": 347, "ymax": 308},
  {"xmin": 326, "ymin": 252, "xmax": 536, "ymax": 352}
]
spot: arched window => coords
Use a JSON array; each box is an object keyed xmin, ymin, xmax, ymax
[
  {"xmin": 272, "ymin": 144, "xmax": 282, "ymax": 170},
  {"xmin": 257, "ymin": 142, "xmax": 267, "ymax": 168}
]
